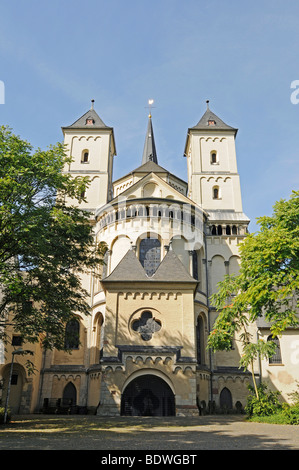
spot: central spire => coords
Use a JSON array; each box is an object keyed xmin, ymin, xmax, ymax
[{"xmin": 142, "ymin": 99, "xmax": 158, "ymax": 164}]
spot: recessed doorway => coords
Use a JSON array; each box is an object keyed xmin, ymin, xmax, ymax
[{"xmin": 121, "ymin": 374, "xmax": 175, "ymax": 416}]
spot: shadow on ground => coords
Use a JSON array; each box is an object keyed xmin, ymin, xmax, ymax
[{"xmin": 1, "ymin": 415, "xmax": 298, "ymax": 450}]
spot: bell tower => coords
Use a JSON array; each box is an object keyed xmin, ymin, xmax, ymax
[
  {"xmin": 184, "ymin": 101, "xmax": 244, "ymax": 215},
  {"xmin": 62, "ymin": 100, "xmax": 116, "ymax": 212}
]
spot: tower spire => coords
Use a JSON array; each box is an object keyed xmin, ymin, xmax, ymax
[{"xmin": 141, "ymin": 100, "xmax": 158, "ymax": 164}]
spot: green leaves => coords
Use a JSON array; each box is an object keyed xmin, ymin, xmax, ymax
[
  {"xmin": 208, "ymin": 191, "xmax": 299, "ymax": 393},
  {"xmin": 0, "ymin": 126, "xmax": 105, "ymax": 350}
]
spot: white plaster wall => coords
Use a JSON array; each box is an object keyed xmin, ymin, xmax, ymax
[{"xmin": 63, "ymin": 130, "xmax": 114, "ymax": 209}]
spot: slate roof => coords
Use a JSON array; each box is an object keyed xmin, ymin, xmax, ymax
[
  {"xmin": 151, "ymin": 250, "xmax": 197, "ymax": 283},
  {"xmin": 184, "ymin": 104, "xmax": 238, "ymax": 156},
  {"xmin": 62, "ymin": 107, "xmax": 110, "ymax": 130},
  {"xmin": 207, "ymin": 210, "xmax": 250, "ymax": 223},
  {"xmin": 102, "ymin": 249, "xmax": 148, "ymax": 282},
  {"xmin": 191, "ymin": 107, "xmax": 237, "ymax": 133},
  {"xmin": 256, "ymin": 313, "xmax": 299, "ymax": 329},
  {"xmin": 131, "ymin": 160, "xmax": 168, "ymax": 174},
  {"xmin": 112, "ymin": 159, "xmax": 188, "ymax": 189},
  {"xmin": 102, "ymin": 248, "xmax": 197, "ymax": 285},
  {"xmin": 141, "ymin": 116, "xmax": 158, "ymax": 164}
]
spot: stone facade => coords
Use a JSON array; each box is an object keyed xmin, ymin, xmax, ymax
[{"xmin": 1, "ymin": 102, "xmax": 298, "ymax": 416}]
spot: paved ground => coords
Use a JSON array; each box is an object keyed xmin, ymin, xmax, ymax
[{"xmin": 1, "ymin": 414, "xmax": 299, "ymax": 452}]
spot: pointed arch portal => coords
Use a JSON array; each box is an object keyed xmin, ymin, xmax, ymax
[{"xmin": 121, "ymin": 374, "xmax": 175, "ymax": 416}]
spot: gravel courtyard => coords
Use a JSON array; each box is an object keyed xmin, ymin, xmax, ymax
[{"xmin": 1, "ymin": 414, "xmax": 299, "ymax": 451}]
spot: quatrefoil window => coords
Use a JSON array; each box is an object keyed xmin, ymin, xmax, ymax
[{"xmin": 132, "ymin": 311, "xmax": 161, "ymax": 341}]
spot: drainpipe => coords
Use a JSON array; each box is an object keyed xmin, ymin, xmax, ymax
[
  {"xmin": 257, "ymin": 329, "xmax": 262, "ymax": 385},
  {"xmin": 204, "ymin": 230, "xmax": 213, "ymax": 405},
  {"xmin": 38, "ymin": 347, "xmax": 47, "ymax": 412}
]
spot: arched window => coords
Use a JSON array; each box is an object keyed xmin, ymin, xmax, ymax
[
  {"xmin": 211, "ymin": 225, "xmax": 217, "ymax": 235},
  {"xmin": 268, "ymin": 335, "xmax": 282, "ymax": 364},
  {"xmin": 226, "ymin": 225, "xmax": 231, "ymax": 235},
  {"xmin": 65, "ymin": 319, "xmax": 80, "ymax": 349},
  {"xmin": 192, "ymin": 250, "xmax": 198, "ymax": 280},
  {"xmin": 139, "ymin": 236, "xmax": 161, "ymax": 276},
  {"xmin": 211, "ymin": 151, "xmax": 217, "ymax": 164},
  {"xmin": 196, "ymin": 316, "xmax": 205, "ymax": 365},
  {"xmin": 81, "ymin": 150, "xmax": 89, "ymax": 163},
  {"xmin": 102, "ymin": 250, "xmax": 109, "ymax": 279},
  {"xmin": 213, "ymin": 186, "xmax": 220, "ymax": 199}
]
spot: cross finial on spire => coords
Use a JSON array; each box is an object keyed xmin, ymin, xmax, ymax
[{"xmin": 145, "ymin": 99, "xmax": 155, "ymax": 118}]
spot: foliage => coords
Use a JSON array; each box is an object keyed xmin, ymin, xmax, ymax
[
  {"xmin": 0, "ymin": 407, "xmax": 11, "ymax": 424},
  {"xmin": 280, "ymin": 385, "xmax": 299, "ymax": 424},
  {"xmin": 207, "ymin": 191, "xmax": 299, "ymax": 397},
  {"xmin": 246, "ymin": 383, "xmax": 299, "ymax": 424},
  {"xmin": 287, "ymin": 383, "xmax": 299, "ymax": 406},
  {"xmin": 281, "ymin": 404, "xmax": 299, "ymax": 425},
  {"xmin": 0, "ymin": 126, "xmax": 106, "ymax": 350},
  {"xmin": 245, "ymin": 383, "xmax": 282, "ymax": 417}
]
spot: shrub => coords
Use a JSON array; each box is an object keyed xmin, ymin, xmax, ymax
[
  {"xmin": 0, "ymin": 407, "xmax": 11, "ymax": 424},
  {"xmin": 245, "ymin": 383, "xmax": 282, "ymax": 417},
  {"xmin": 282, "ymin": 404, "xmax": 299, "ymax": 425}
]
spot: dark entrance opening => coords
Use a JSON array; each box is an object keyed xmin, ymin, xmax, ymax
[{"xmin": 121, "ymin": 374, "xmax": 175, "ymax": 416}]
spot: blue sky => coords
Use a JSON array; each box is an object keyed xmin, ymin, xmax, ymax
[{"xmin": 0, "ymin": 0, "xmax": 298, "ymax": 232}]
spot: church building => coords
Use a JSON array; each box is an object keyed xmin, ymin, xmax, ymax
[{"xmin": 2, "ymin": 101, "xmax": 298, "ymax": 416}]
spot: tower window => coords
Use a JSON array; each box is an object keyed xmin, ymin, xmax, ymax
[
  {"xmin": 81, "ymin": 150, "xmax": 89, "ymax": 163},
  {"xmin": 213, "ymin": 186, "xmax": 220, "ymax": 199},
  {"xmin": 86, "ymin": 117, "xmax": 94, "ymax": 125},
  {"xmin": 208, "ymin": 119, "xmax": 216, "ymax": 126},
  {"xmin": 211, "ymin": 151, "xmax": 218, "ymax": 164}
]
